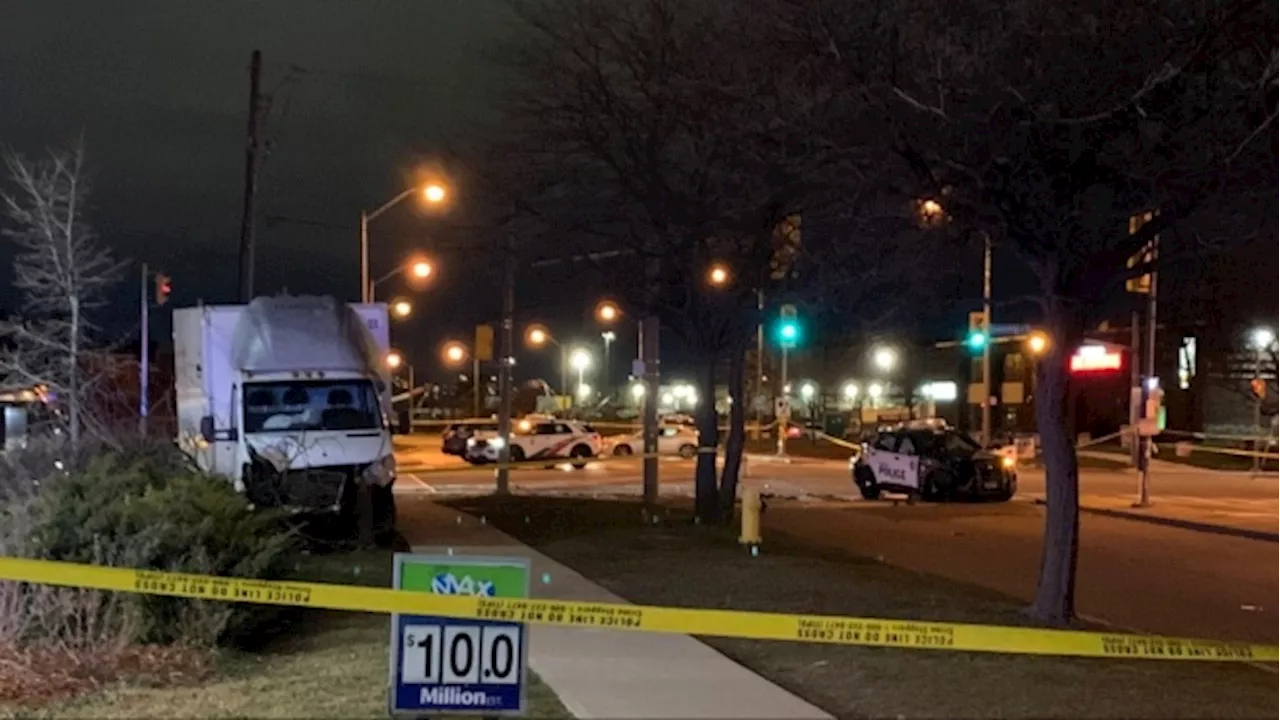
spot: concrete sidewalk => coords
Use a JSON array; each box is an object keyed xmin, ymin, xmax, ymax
[{"xmin": 406, "ymin": 502, "xmax": 832, "ymax": 719}]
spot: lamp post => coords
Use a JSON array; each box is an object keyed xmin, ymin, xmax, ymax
[
  {"xmin": 369, "ymin": 258, "xmax": 433, "ymax": 302},
  {"xmin": 526, "ymin": 326, "xmax": 570, "ymax": 398},
  {"xmin": 570, "ymin": 348, "xmax": 592, "ymax": 403},
  {"xmin": 1252, "ymin": 327, "xmax": 1275, "ymax": 476},
  {"xmin": 601, "ymin": 331, "xmax": 616, "ymax": 399},
  {"xmin": 359, "ymin": 183, "xmax": 446, "ymax": 302}
]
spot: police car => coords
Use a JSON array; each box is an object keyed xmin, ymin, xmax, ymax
[
  {"xmin": 850, "ymin": 421, "xmax": 1017, "ymax": 502},
  {"xmin": 465, "ymin": 419, "xmax": 602, "ymax": 468}
]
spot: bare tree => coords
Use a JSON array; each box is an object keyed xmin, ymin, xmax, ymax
[
  {"xmin": 496, "ymin": 0, "xmax": 898, "ymax": 522},
  {"xmin": 802, "ymin": 0, "xmax": 1276, "ymax": 621},
  {"xmin": 0, "ymin": 144, "xmax": 123, "ymax": 451}
]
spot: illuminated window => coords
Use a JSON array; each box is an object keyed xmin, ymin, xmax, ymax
[{"xmin": 1177, "ymin": 337, "xmax": 1196, "ymax": 390}]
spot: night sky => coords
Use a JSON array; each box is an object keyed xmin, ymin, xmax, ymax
[{"xmin": 3, "ymin": 2, "xmax": 1268, "ymax": 388}]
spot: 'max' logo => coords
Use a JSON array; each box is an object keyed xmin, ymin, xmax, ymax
[{"xmin": 431, "ymin": 573, "xmax": 496, "ymax": 596}]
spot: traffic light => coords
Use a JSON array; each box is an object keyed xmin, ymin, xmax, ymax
[
  {"xmin": 777, "ymin": 304, "xmax": 799, "ymax": 349},
  {"xmin": 966, "ymin": 310, "xmax": 988, "ymax": 353},
  {"xmin": 155, "ymin": 273, "xmax": 172, "ymax": 306}
]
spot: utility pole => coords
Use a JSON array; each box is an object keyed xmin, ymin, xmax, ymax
[
  {"xmin": 1129, "ymin": 311, "xmax": 1141, "ymax": 467},
  {"xmin": 980, "ymin": 232, "xmax": 993, "ymax": 447},
  {"xmin": 776, "ymin": 344, "xmax": 789, "ymax": 456},
  {"xmin": 237, "ymin": 49, "xmax": 263, "ymax": 303},
  {"xmin": 1136, "ymin": 237, "xmax": 1159, "ymax": 508},
  {"xmin": 495, "ymin": 231, "xmax": 516, "ymax": 495},
  {"xmin": 1254, "ymin": 345, "xmax": 1264, "ymax": 476},
  {"xmin": 139, "ymin": 263, "xmax": 149, "ymax": 435},
  {"xmin": 640, "ymin": 314, "xmax": 661, "ymax": 511},
  {"xmin": 753, "ymin": 289, "xmax": 764, "ymax": 440}
]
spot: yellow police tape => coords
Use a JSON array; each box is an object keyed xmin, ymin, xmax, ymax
[{"xmin": 0, "ymin": 556, "xmax": 1273, "ymax": 663}]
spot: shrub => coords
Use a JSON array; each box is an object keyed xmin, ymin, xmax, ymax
[{"xmin": 25, "ymin": 446, "xmax": 298, "ymax": 646}]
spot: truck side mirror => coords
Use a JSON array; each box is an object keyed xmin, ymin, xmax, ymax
[
  {"xmin": 200, "ymin": 415, "xmax": 237, "ymax": 442},
  {"xmin": 200, "ymin": 415, "xmax": 216, "ymax": 443}
]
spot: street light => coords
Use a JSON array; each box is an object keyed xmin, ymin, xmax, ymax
[
  {"xmin": 386, "ymin": 350, "xmax": 404, "ymax": 370},
  {"xmin": 391, "ymin": 299, "xmax": 413, "ymax": 319},
  {"xmin": 441, "ymin": 341, "xmax": 468, "ymax": 367},
  {"xmin": 842, "ymin": 382, "xmax": 859, "ymax": 400},
  {"xmin": 630, "ymin": 382, "xmax": 646, "ymax": 400},
  {"xmin": 872, "ymin": 346, "xmax": 897, "ymax": 372},
  {"xmin": 596, "ymin": 300, "xmax": 621, "ymax": 323},
  {"xmin": 1250, "ymin": 326, "xmax": 1275, "ymax": 476},
  {"xmin": 1027, "ymin": 330, "xmax": 1050, "ymax": 356},
  {"xmin": 360, "ymin": 181, "xmax": 450, "ymax": 302},
  {"xmin": 527, "ymin": 325, "xmax": 574, "ymax": 396},
  {"xmin": 868, "ymin": 382, "xmax": 884, "ymax": 401},
  {"xmin": 800, "ymin": 382, "xmax": 815, "ymax": 401},
  {"xmin": 707, "ymin": 263, "xmax": 730, "ymax": 287},
  {"xmin": 1251, "ymin": 327, "xmax": 1275, "ymax": 350},
  {"xmin": 369, "ymin": 255, "xmax": 435, "ymax": 302}
]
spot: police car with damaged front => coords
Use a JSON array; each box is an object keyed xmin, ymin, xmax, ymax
[{"xmin": 850, "ymin": 421, "xmax": 1017, "ymax": 502}]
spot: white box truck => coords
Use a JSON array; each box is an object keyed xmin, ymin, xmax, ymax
[{"xmin": 173, "ymin": 296, "xmax": 397, "ymax": 537}]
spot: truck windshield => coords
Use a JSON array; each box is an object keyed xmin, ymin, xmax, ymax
[{"xmin": 243, "ymin": 380, "xmax": 382, "ymax": 433}]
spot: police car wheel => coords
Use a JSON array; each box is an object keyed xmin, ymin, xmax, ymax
[
  {"xmin": 569, "ymin": 444, "xmax": 593, "ymax": 469},
  {"xmin": 921, "ymin": 471, "xmax": 949, "ymax": 502},
  {"xmin": 854, "ymin": 467, "xmax": 880, "ymax": 500}
]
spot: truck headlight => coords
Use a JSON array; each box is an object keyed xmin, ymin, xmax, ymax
[{"xmin": 362, "ymin": 455, "xmax": 396, "ymax": 486}]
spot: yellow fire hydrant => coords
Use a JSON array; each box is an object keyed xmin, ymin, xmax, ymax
[{"xmin": 739, "ymin": 488, "xmax": 763, "ymax": 548}]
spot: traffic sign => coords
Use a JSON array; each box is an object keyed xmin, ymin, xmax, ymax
[{"xmin": 390, "ymin": 554, "xmax": 530, "ymax": 716}]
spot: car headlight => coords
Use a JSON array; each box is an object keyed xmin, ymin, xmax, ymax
[
  {"xmin": 489, "ymin": 438, "xmax": 505, "ymax": 450},
  {"xmin": 362, "ymin": 455, "xmax": 396, "ymax": 485},
  {"xmin": 1001, "ymin": 456, "xmax": 1016, "ymax": 470}
]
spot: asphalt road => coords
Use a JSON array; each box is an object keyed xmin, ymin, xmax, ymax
[{"xmin": 393, "ymin": 435, "xmax": 1278, "ymax": 644}]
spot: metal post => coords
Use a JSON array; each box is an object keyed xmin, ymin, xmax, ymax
[
  {"xmin": 496, "ymin": 232, "xmax": 515, "ymax": 495},
  {"xmin": 640, "ymin": 314, "xmax": 660, "ymax": 510},
  {"xmin": 139, "ymin": 263, "xmax": 149, "ymax": 435},
  {"xmin": 560, "ymin": 345, "xmax": 568, "ymax": 400},
  {"xmin": 1137, "ymin": 242, "xmax": 1158, "ymax": 507},
  {"xmin": 359, "ymin": 211, "xmax": 370, "ymax": 303},
  {"xmin": 1129, "ymin": 311, "xmax": 1141, "ymax": 467},
  {"xmin": 602, "ymin": 332, "xmax": 612, "ymax": 399},
  {"xmin": 473, "ymin": 356, "xmax": 481, "ymax": 417},
  {"xmin": 981, "ymin": 232, "xmax": 992, "ymax": 447},
  {"xmin": 753, "ymin": 289, "xmax": 764, "ymax": 440},
  {"xmin": 1253, "ymin": 347, "xmax": 1262, "ymax": 476},
  {"xmin": 776, "ymin": 345, "xmax": 789, "ymax": 457}
]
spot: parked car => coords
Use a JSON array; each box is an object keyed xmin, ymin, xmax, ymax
[
  {"xmin": 607, "ymin": 425, "xmax": 700, "ymax": 458},
  {"xmin": 465, "ymin": 420, "xmax": 602, "ymax": 468},
  {"xmin": 441, "ymin": 421, "xmax": 498, "ymax": 456},
  {"xmin": 850, "ymin": 425, "xmax": 1017, "ymax": 502}
]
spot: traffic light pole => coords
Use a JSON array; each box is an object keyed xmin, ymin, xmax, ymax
[
  {"xmin": 139, "ymin": 263, "xmax": 149, "ymax": 435},
  {"xmin": 776, "ymin": 345, "xmax": 789, "ymax": 457},
  {"xmin": 753, "ymin": 289, "xmax": 764, "ymax": 440},
  {"xmin": 980, "ymin": 232, "xmax": 992, "ymax": 447}
]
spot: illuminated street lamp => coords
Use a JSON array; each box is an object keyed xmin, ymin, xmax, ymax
[
  {"xmin": 872, "ymin": 346, "xmax": 898, "ymax": 373},
  {"xmin": 391, "ymin": 299, "xmax": 413, "ymax": 319},
  {"xmin": 386, "ymin": 350, "xmax": 404, "ymax": 370},
  {"xmin": 630, "ymin": 382, "xmax": 646, "ymax": 400},
  {"xmin": 1251, "ymin": 327, "xmax": 1275, "ymax": 350},
  {"xmin": 800, "ymin": 382, "xmax": 816, "ymax": 401},
  {"xmin": 1027, "ymin": 330, "xmax": 1050, "ymax": 356},
  {"xmin": 570, "ymin": 348, "xmax": 592, "ymax": 400},
  {"xmin": 867, "ymin": 382, "xmax": 884, "ymax": 401},
  {"xmin": 842, "ymin": 382, "xmax": 859, "ymax": 400},
  {"xmin": 369, "ymin": 255, "xmax": 436, "ymax": 302},
  {"xmin": 707, "ymin": 263, "xmax": 731, "ymax": 287},
  {"xmin": 596, "ymin": 300, "xmax": 621, "ymax": 323},
  {"xmin": 525, "ymin": 324, "xmax": 573, "ymax": 396},
  {"xmin": 360, "ymin": 180, "xmax": 450, "ymax": 302},
  {"xmin": 441, "ymin": 341, "xmax": 468, "ymax": 367}
]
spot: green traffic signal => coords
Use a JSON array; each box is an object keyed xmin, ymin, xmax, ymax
[
  {"xmin": 966, "ymin": 331, "xmax": 988, "ymax": 351},
  {"xmin": 777, "ymin": 321, "xmax": 800, "ymax": 346}
]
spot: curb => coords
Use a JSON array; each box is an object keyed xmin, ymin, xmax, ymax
[{"xmin": 1030, "ymin": 498, "xmax": 1279, "ymax": 543}]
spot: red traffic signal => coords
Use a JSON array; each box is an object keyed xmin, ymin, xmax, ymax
[{"xmin": 155, "ymin": 273, "xmax": 172, "ymax": 306}]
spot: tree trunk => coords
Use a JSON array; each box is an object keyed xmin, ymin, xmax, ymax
[
  {"xmin": 693, "ymin": 356, "xmax": 721, "ymax": 524},
  {"xmin": 68, "ymin": 295, "xmax": 81, "ymax": 451},
  {"xmin": 1027, "ymin": 299, "xmax": 1082, "ymax": 624},
  {"xmin": 718, "ymin": 350, "xmax": 747, "ymax": 516}
]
